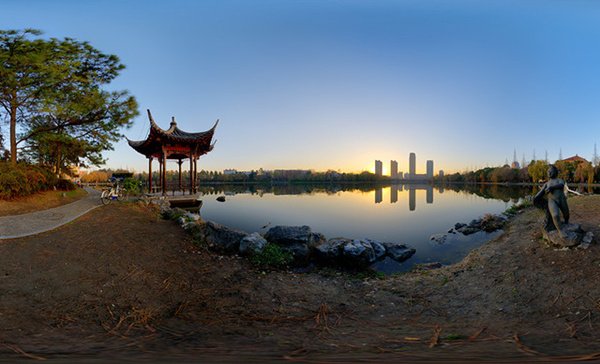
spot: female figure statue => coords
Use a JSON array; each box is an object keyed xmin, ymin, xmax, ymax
[{"xmin": 533, "ymin": 165, "xmax": 569, "ymax": 237}]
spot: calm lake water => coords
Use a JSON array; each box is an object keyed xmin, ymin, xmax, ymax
[{"xmin": 197, "ymin": 183, "xmax": 534, "ymax": 272}]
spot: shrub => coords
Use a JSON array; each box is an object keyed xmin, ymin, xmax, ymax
[
  {"xmin": 0, "ymin": 162, "xmax": 61, "ymax": 199},
  {"xmin": 249, "ymin": 243, "xmax": 293, "ymax": 269},
  {"xmin": 56, "ymin": 178, "xmax": 76, "ymax": 191},
  {"xmin": 123, "ymin": 177, "xmax": 143, "ymax": 195}
]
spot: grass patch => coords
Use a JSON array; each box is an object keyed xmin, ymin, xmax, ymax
[
  {"xmin": 249, "ymin": 243, "xmax": 293, "ymax": 269},
  {"xmin": 351, "ymin": 269, "xmax": 386, "ymax": 280},
  {"xmin": 0, "ymin": 188, "xmax": 88, "ymax": 217}
]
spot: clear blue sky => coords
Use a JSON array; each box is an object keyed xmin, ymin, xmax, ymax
[{"xmin": 3, "ymin": 0, "xmax": 600, "ymax": 174}]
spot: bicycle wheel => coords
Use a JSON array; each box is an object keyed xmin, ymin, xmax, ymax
[
  {"xmin": 117, "ymin": 191, "xmax": 127, "ymax": 201},
  {"xmin": 101, "ymin": 190, "xmax": 112, "ymax": 205}
]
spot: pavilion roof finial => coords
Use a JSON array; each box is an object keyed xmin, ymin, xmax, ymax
[{"xmin": 146, "ymin": 109, "xmax": 160, "ymax": 129}]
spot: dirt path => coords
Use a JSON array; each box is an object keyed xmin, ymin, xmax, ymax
[{"xmin": 0, "ymin": 196, "xmax": 599, "ymax": 362}]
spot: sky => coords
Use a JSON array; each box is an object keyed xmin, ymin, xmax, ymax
[{"xmin": 2, "ymin": 0, "xmax": 600, "ymax": 174}]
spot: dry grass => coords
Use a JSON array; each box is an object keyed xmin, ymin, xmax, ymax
[{"xmin": 0, "ymin": 188, "xmax": 87, "ymax": 216}]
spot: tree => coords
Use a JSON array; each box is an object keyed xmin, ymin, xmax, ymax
[
  {"xmin": 0, "ymin": 29, "xmax": 138, "ymax": 172},
  {"xmin": 24, "ymin": 87, "xmax": 137, "ymax": 175},
  {"xmin": 574, "ymin": 162, "xmax": 594, "ymax": 184},
  {"xmin": 527, "ymin": 160, "xmax": 549, "ymax": 183},
  {"xmin": 554, "ymin": 160, "xmax": 576, "ymax": 183},
  {"xmin": 0, "ymin": 29, "xmax": 49, "ymax": 163}
]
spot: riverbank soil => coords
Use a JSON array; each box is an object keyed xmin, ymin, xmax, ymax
[
  {"xmin": 1, "ymin": 196, "xmax": 600, "ymax": 362},
  {"xmin": 0, "ymin": 188, "xmax": 87, "ymax": 217}
]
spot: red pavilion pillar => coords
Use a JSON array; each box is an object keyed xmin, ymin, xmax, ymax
[
  {"xmin": 148, "ymin": 157, "xmax": 153, "ymax": 193},
  {"xmin": 178, "ymin": 159, "xmax": 183, "ymax": 193},
  {"xmin": 193, "ymin": 158, "xmax": 198, "ymax": 193},
  {"xmin": 161, "ymin": 150, "xmax": 167, "ymax": 196},
  {"xmin": 189, "ymin": 153, "xmax": 194, "ymax": 194}
]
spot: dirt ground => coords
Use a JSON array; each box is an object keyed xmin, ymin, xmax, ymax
[{"xmin": 1, "ymin": 196, "xmax": 600, "ymax": 362}]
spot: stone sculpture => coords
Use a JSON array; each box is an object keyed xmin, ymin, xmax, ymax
[
  {"xmin": 533, "ymin": 165, "xmax": 591, "ymax": 247},
  {"xmin": 534, "ymin": 165, "xmax": 569, "ymax": 234}
]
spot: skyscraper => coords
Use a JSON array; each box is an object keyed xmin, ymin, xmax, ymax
[
  {"xmin": 409, "ymin": 152, "xmax": 416, "ymax": 179},
  {"xmin": 426, "ymin": 160, "xmax": 433, "ymax": 178},
  {"xmin": 390, "ymin": 160, "xmax": 398, "ymax": 178},
  {"xmin": 375, "ymin": 160, "xmax": 383, "ymax": 176}
]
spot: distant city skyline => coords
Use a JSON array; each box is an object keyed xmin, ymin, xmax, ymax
[
  {"xmin": 375, "ymin": 153, "xmax": 435, "ymax": 179},
  {"xmin": 3, "ymin": 1, "xmax": 600, "ymax": 173}
]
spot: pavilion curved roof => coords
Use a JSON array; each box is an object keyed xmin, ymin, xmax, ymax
[{"xmin": 127, "ymin": 109, "xmax": 218, "ymax": 159}]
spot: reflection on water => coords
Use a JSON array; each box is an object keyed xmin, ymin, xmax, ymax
[
  {"xmin": 198, "ymin": 183, "xmax": 535, "ymax": 272},
  {"xmin": 379, "ymin": 184, "xmax": 435, "ymax": 210}
]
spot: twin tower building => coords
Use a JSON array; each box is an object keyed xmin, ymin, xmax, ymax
[{"xmin": 375, "ymin": 153, "xmax": 434, "ymax": 181}]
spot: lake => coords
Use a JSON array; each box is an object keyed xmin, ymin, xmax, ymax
[{"xmin": 196, "ymin": 183, "xmax": 534, "ymax": 272}]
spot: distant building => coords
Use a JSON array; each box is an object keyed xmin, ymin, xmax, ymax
[
  {"xmin": 375, "ymin": 160, "xmax": 383, "ymax": 176},
  {"xmin": 273, "ymin": 169, "xmax": 311, "ymax": 179},
  {"xmin": 561, "ymin": 155, "xmax": 589, "ymax": 163},
  {"xmin": 511, "ymin": 148, "xmax": 520, "ymax": 169},
  {"xmin": 373, "ymin": 153, "xmax": 435, "ymax": 181},
  {"xmin": 407, "ymin": 152, "xmax": 433, "ymax": 181},
  {"xmin": 390, "ymin": 160, "xmax": 398, "ymax": 178},
  {"xmin": 426, "ymin": 160, "xmax": 433, "ymax": 178},
  {"xmin": 439, "ymin": 170, "xmax": 444, "ymax": 179},
  {"xmin": 223, "ymin": 169, "xmax": 238, "ymax": 175}
]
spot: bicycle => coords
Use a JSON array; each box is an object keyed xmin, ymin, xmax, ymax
[{"xmin": 100, "ymin": 177, "xmax": 127, "ymax": 205}]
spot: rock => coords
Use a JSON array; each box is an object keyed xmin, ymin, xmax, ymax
[
  {"xmin": 453, "ymin": 215, "xmax": 506, "ymax": 235},
  {"xmin": 342, "ymin": 239, "xmax": 389, "ymax": 267},
  {"xmin": 383, "ymin": 242, "xmax": 416, "ymax": 262},
  {"xmin": 239, "ymin": 232, "xmax": 268, "ymax": 256},
  {"xmin": 454, "ymin": 223, "xmax": 467, "ymax": 230},
  {"xmin": 366, "ymin": 239, "xmax": 387, "ymax": 260},
  {"xmin": 579, "ymin": 232, "xmax": 595, "ymax": 250},
  {"xmin": 469, "ymin": 219, "xmax": 482, "ymax": 227},
  {"xmin": 430, "ymin": 233, "xmax": 447, "ymax": 244},
  {"xmin": 185, "ymin": 212, "xmax": 201, "ymax": 221},
  {"xmin": 342, "ymin": 239, "xmax": 372, "ymax": 266},
  {"xmin": 162, "ymin": 207, "xmax": 187, "ymax": 220},
  {"xmin": 216, "ymin": 196, "xmax": 226, "ymax": 202},
  {"xmin": 196, "ymin": 221, "xmax": 248, "ymax": 253},
  {"xmin": 314, "ymin": 237, "xmax": 347, "ymax": 262},
  {"xmin": 264, "ymin": 225, "xmax": 326, "ymax": 264},
  {"xmin": 480, "ymin": 214, "xmax": 506, "ymax": 232},
  {"xmin": 456, "ymin": 225, "xmax": 480, "ymax": 235},
  {"xmin": 314, "ymin": 238, "xmax": 388, "ymax": 268},
  {"xmin": 542, "ymin": 223, "xmax": 585, "ymax": 248},
  {"xmin": 454, "ymin": 220, "xmax": 482, "ymax": 235}
]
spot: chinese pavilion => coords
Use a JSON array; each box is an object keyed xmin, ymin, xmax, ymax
[{"xmin": 127, "ymin": 109, "xmax": 218, "ymax": 195}]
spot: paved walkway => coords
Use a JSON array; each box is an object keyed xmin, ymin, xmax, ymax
[{"xmin": 0, "ymin": 188, "xmax": 103, "ymax": 239}]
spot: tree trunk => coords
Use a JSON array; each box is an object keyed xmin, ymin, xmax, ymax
[
  {"xmin": 10, "ymin": 101, "xmax": 17, "ymax": 164},
  {"xmin": 55, "ymin": 143, "xmax": 62, "ymax": 177}
]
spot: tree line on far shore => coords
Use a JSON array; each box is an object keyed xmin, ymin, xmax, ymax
[
  {"xmin": 438, "ymin": 159, "xmax": 599, "ymax": 185},
  {"xmin": 79, "ymin": 168, "xmax": 390, "ymax": 185},
  {"xmin": 80, "ymin": 157, "xmax": 600, "ymax": 188}
]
